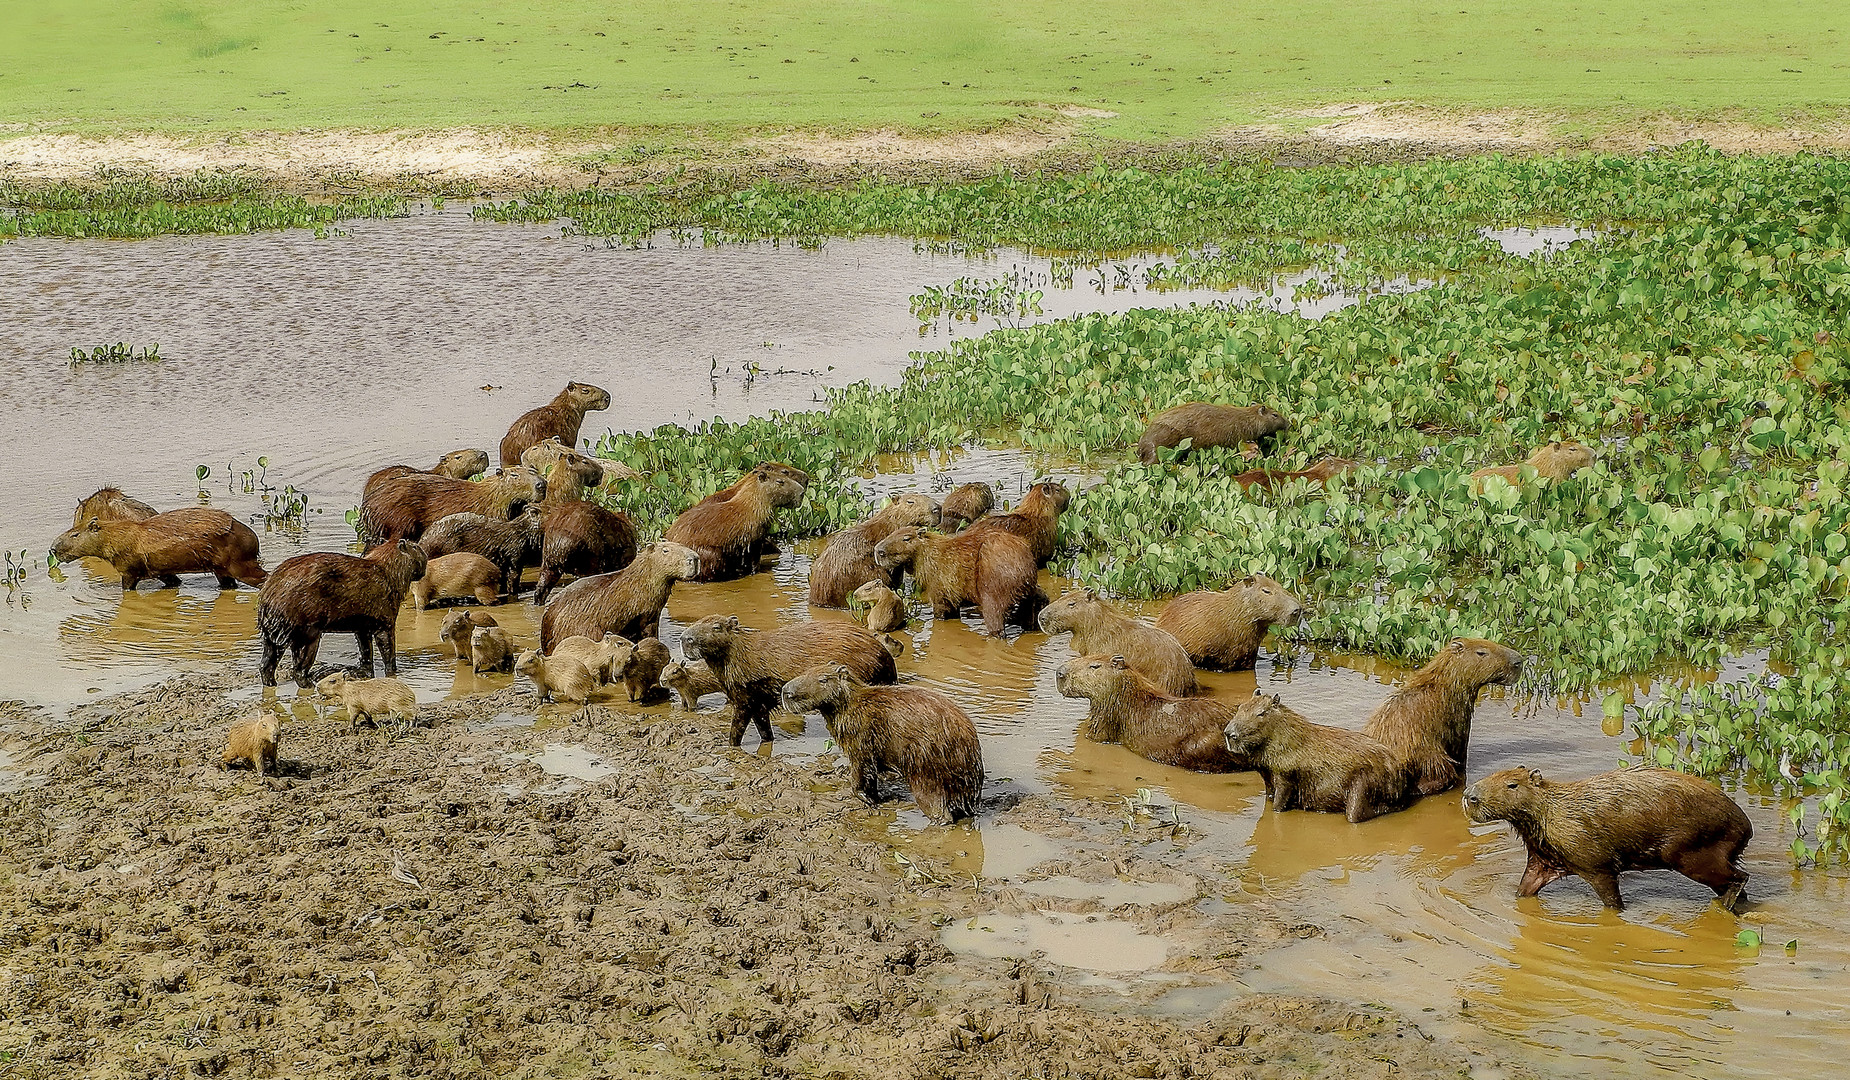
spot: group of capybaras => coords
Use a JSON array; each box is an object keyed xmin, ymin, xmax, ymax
[{"xmin": 53, "ymin": 381, "xmax": 1754, "ymax": 914}]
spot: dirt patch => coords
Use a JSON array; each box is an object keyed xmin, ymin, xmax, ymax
[{"xmin": 1291, "ymin": 102, "xmax": 1850, "ymax": 155}]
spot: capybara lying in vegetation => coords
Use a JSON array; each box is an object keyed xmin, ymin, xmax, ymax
[
  {"xmin": 661, "ymin": 660, "xmax": 723, "ymax": 710},
  {"xmin": 498, "ymin": 381, "xmax": 611, "ymax": 467},
  {"xmin": 515, "ymin": 649, "xmax": 596, "ymax": 705},
  {"xmin": 1155, "ymin": 574, "xmax": 1304, "ymax": 671},
  {"xmin": 873, "ymin": 527, "xmax": 1040, "ymax": 636},
  {"xmin": 681, "ymin": 615, "xmax": 899, "ymax": 747},
  {"xmin": 1055, "ymin": 655, "xmax": 1245, "ymax": 772},
  {"xmin": 1038, "ymin": 588, "xmax": 1197, "ymax": 696},
  {"xmin": 52, "ymin": 509, "xmax": 266, "ymax": 591},
  {"xmin": 470, "ymin": 626, "xmax": 515, "ymax": 674},
  {"xmin": 360, "ymin": 466, "xmax": 546, "ymax": 545},
  {"xmin": 315, "ymin": 672, "xmax": 417, "ymax": 732},
  {"xmin": 1233, "ymin": 456, "xmax": 1359, "ymax": 492},
  {"xmin": 963, "ymin": 481, "xmax": 1070, "ymax": 566},
  {"xmin": 1463, "ymin": 766, "xmax": 1752, "ymax": 911},
  {"xmin": 781, "ymin": 664, "xmax": 984, "ymax": 824},
  {"xmin": 851, "ymin": 580, "xmax": 908, "ymax": 633},
  {"xmin": 1363, "ymin": 638, "xmax": 1524, "ymax": 796},
  {"xmin": 937, "ymin": 482, "xmax": 995, "ymax": 531},
  {"xmin": 666, "ymin": 467, "xmax": 807, "ymax": 580},
  {"xmin": 221, "ymin": 712, "xmax": 281, "ymax": 776},
  {"xmin": 410, "ymin": 552, "xmax": 502, "ymax": 609},
  {"xmin": 257, "ymin": 540, "xmax": 427, "ymax": 688},
  {"xmin": 72, "ymin": 486, "xmax": 156, "ymax": 529},
  {"xmin": 808, "ymin": 493, "xmax": 941, "ymax": 607},
  {"xmin": 1222, "ymin": 691, "xmax": 1414, "ymax": 823},
  {"xmin": 535, "ymin": 500, "xmax": 639, "ymax": 604},
  {"xmin": 419, "ymin": 505, "xmax": 546, "ymax": 597},
  {"xmin": 1137, "ymin": 402, "xmax": 1290, "ymax": 465},
  {"xmin": 539, "ymin": 540, "xmax": 700, "ymax": 651},
  {"xmin": 700, "ymin": 462, "xmax": 811, "ymax": 503},
  {"xmin": 1471, "ymin": 440, "xmax": 1596, "ymax": 489},
  {"xmin": 439, "ymin": 610, "xmax": 497, "ymax": 662},
  {"xmin": 622, "ymin": 638, "xmax": 672, "ymax": 703}
]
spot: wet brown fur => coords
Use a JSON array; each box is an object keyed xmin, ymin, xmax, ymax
[
  {"xmin": 470, "ymin": 626, "xmax": 515, "ymax": 674},
  {"xmin": 515, "ymin": 649, "xmax": 596, "ymax": 705},
  {"xmin": 71, "ymin": 486, "xmax": 157, "ymax": 529},
  {"xmin": 257, "ymin": 540, "xmax": 427, "ymax": 688},
  {"xmin": 938, "ymin": 483, "xmax": 996, "ymax": 531},
  {"xmin": 1233, "ymin": 456, "xmax": 1359, "ymax": 492},
  {"xmin": 666, "ymin": 468, "xmax": 807, "ymax": 580},
  {"xmin": 660, "ymin": 660, "xmax": 723, "ymax": 710},
  {"xmin": 1054, "ymin": 655, "xmax": 1244, "ymax": 772},
  {"xmin": 539, "ymin": 541, "xmax": 700, "ymax": 652},
  {"xmin": 359, "ymin": 450, "xmax": 491, "ymax": 502},
  {"xmin": 1155, "ymin": 574, "xmax": 1304, "ymax": 671},
  {"xmin": 498, "ymin": 382, "xmax": 612, "ymax": 467},
  {"xmin": 410, "ymin": 552, "xmax": 502, "ymax": 609},
  {"xmin": 439, "ymin": 609, "xmax": 498, "ymax": 662},
  {"xmin": 419, "ymin": 505, "xmax": 546, "ymax": 598},
  {"xmin": 360, "ymin": 466, "xmax": 546, "ymax": 545},
  {"xmin": 621, "ymin": 638, "xmax": 673, "ymax": 703},
  {"xmin": 873, "ymin": 527, "xmax": 1040, "ymax": 636},
  {"xmin": 808, "ymin": 494, "xmax": 941, "ymax": 607},
  {"xmin": 1223, "ymin": 692, "xmax": 1414, "ymax": 823},
  {"xmin": 851, "ymin": 580, "xmax": 908, "ymax": 633},
  {"xmin": 535, "ymin": 500, "xmax": 639, "ymax": 604},
  {"xmin": 1137, "ymin": 402, "xmax": 1290, "ymax": 465},
  {"xmin": 681, "ymin": 615, "xmax": 898, "ymax": 747},
  {"xmin": 52, "ymin": 508, "xmax": 266, "ymax": 591},
  {"xmin": 1038, "ymin": 589, "xmax": 1198, "ymax": 696},
  {"xmin": 1362, "ymin": 638, "xmax": 1524, "ymax": 796},
  {"xmin": 962, "ymin": 481, "xmax": 1070, "ymax": 566}
]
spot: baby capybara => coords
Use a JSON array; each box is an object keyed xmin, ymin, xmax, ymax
[
  {"xmin": 1471, "ymin": 440, "xmax": 1597, "ymax": 489},
  {"xmin": 1463, "ymin": 766, "xmax": 1752, "ymax": 911},
  {"xmin": 660, "ymin": 660, "xmax": 723, "ymax": 709},
  {"xmin": 539, "ymin": 540, "xmax": 701, "ymax": 652},
  {"xmin": 257, "ymin": 540, "xmax": 427, "ymax": 688},
  {"xmin": 681, "ymin": 615, "xmax": 899, "ymax": 747},
  {"xmin": 1222, "ymin": 691, "xmax": 1414, "ymax": 823},
  {"xmin": 315, "ymin": 672, "xmax": 418, "ymax": 731},
  {"xmin": 621, "ymin": 638, "xmax": 673, "ymax": 703},
  {"xmin": 808, "ymin": 493, "xmax": 941, "ymax": 607},
  {"xmin": 52, "ymin": 508, "xmax": 266, "ymax": 591},
  {"xmin": 439, "ymin": 610, "xmax": 498, "ymax": 662},
  {"xmin": 498, "ymin": 381, "xmax": 611, "ymax": 466},
  {"xmin": 851, "ymin": 580, "xmax": 908, "ymax": 633},
  {"xmin": 937, "ymin": 482, "xmax": 995, "ymax": 531},
  {"xmin": 1362, "ymin": 637, "xmax": 1523, "ymax": 796},
  {"xmin": 781, "ymin": 664, "xmax": 984, "ymax": 824},
  {"xmin": 1053, "ymin": 655, "xmax": 1243, "ymax": 772},
  {"xmin": 410, "ymin": 552, "xmax": 502, "ymax": 609},
  {"xmin": 873, "ymin": 526, "xmax": 1039, "ymax": 636},
  {"xmin": 1137, "ymin": 402, "xmax": 1290, "ymax": 465},
  {"xmin": 666, "ymin": 467, "xmax": 807, "ymax": 580},
  {"xmin": 534, "ymin": 499, "xmax": 639, "ymax": 604},
  {"xmin": 420, "ymin": 505, "xmax": 546, "ymax": 597},
  {"xmin": 1233, "ymin": 456, "xmax": 1359, "ymax": 492},
  {"xmin": 71, "ymin": 486, "xmax": 156, "ymax": 529},
  {"xmin": 515, "ymin": 649, "xmax": 596, "ymax": 705},
  {"xmin": 360, "ymin": 466, "xmax": 546, "ymax": 545},
  {"xmin": 962, "ymin": 481, "xmax": 1070, "ymax": 566},
  {"xmin": 470, "ymin": 625, "xmax": 515, "ymax": 674},
  {"xmin": 1155, "ymin": 573, "xmax": 1304, "ymax": 671},
  {"xmin": 1038, "ymin": 588, "xmax": 1197, "ymax": 696},
  {"xmin": 221, "ymin": 712, "xmax": 281, "ymax": 776}
]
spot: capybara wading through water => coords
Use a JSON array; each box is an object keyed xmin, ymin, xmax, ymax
[
  {"xmin": 539, "ymin": 540, "xmax": 701, "ymax": 652},
  {"xmin": 1363, "ymin": 638, "xmax": 1524, "ymax": 796},
  {"xmin": 808, "ymin": 493, "xmax": 941, "ymax": 608},
  {"xmin": 962, "ymin": 481, "xmax": 1070, "ymax": 567},
  {"xmin": 498, "ymin": 382, "xmax": 611, "ymax": 467},
  {"xmin": 1038, "ymin": 588, "xmax": 1198, "ymax": 696},
  {"xmin": 1222, "ymin": 691, "xmax": 1414, "ymax": 823},
  {"xmin": 1155, "ymin": 574, "xmax": 1304, "ymax": 671},
  {"xmin": 1137, "ymin": 402, "xmax": 1289, "ymax": 465},
  {"xmin": 419, "ymin": 505, "xmax": 546, "ymax": 598},
  {"xmin": 1054, "ymin": 655, "xmax": 1244, "ymax": 772},
  {"xmin": 534, "ymin": 499, "xmax": 639, "ymax": 604},
  {"xmin": 1463, "ymin": 766, "xmax": 1751, "ymax": 911},
  {"xmin": 873, "ymin": 527, "xmax": 1039, "ymax": 636},
  {"xmin": 257, "ymin": 540, "xmax": 427, "ymax": 688},
  {"xmin": 681, "ymin": 615, "xmax": 898, "ymax": 748},
  {"xmin": 52, "ymin": 508, "xmax": 266, "ymax": 591},
  {"xmin": 665, "ymin": 467, "xmax": 806, "ymax": 580},
  {"xmin": 937, "ymin": 482, "xmax": 995, "ymax": 531},
  {"xmin": 361, "ymin": 450, "xmax": 491, "ymax": 499},
  {"xmin": 360, "ymin": 466, "xmax": 546, "ymax": 545},
  {"xmin": 71, "ymin": 486, "xmax": 156, "ymax": 529}
]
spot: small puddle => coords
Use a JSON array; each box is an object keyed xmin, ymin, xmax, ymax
[
  {"xmin": 1016, "ymin": 875, "xmax": 1193, "ymax": 908},
  {"xmin": 1481, "ymin": 224, "xmax": 1602, "ymax": 256},
  {"xmin": 531, "ymin": 744, "xmax": 615, "ymax": 783},
  {"xmin": 942, "ymin": 912, "xmax": 1172, "ymax": 973}
]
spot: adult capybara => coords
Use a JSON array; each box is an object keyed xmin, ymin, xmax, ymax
[
  {"xmin": 1054, "ymin": 655, "xmax": 1245, "ymax": 772},
  {"xmin": 521, "ymin": 437, "xmax": 606, "ymax": 499},
  {"xmin": 221, "ymin": 712, "xmax": 281, "ymax": 776},
  {"xmin": 699, "ymin": 462, "xmax": 811, "ymax": 503},
  {"xmin": 1233, "ymin": 456, "xmax": 1359, "ymax": 492},
  {"xmin": 52, "ymin": 509, "xmax": 266, "ymax": 591},
  {"xmin": 360, "ymin": 449, "xmax": 492, "ymax": 501},
  {"xmin": 851, "ymin": 580, "xmax": 908, "ymax": 633},
  {"xmin": 515, "ymin": 649, "xmax": 596, "ymax": 705},
  {"xmin": 680, "ymin": 615, "xmax": 898, "ymax": 747},
  {"xmin": 1222, "ymin": 691, "xmax": 1414, "ymax": 823},
  {"xmin": 257, "ymin": 540, "xmax": 427, "ymax": 688},
  {"xmin": 937, "ymin": 482, "xmax": 995, "ymax": 531},
  {"xmin": 621, "ymin": 638, "xmax": 673, "ymax": 703},
  {"xmin": 360, "ymin": 466, "xmax": 546, "ymax": 545},
  {"xmin": 71, "ymin": 486, "xmax": 156, "ymax": 529},
  {"xmin": 873, "ymin": 527, "xmax": 1039, "ymax": 636},
  {"xmin": 1155, "ymin": 574, "xmax": 1304, "ymax": 671},
  {"xmin": 419, "ymin": 504, "xmax": 546, "ymax": 597},
  {"xmin": 1137, "ymin": 402, "xmax": 1290, "ymax": 465},
  {"xmin": 539, "ymin": 540, "xmax": 700, "ymax": 651},
  {"xmin": 439, "ymin": 610, "xmax": 498, "ymax": 662},
  {"xmin": 1463, "ymin": 766, "xmax": 1752, "ymax": 911},
  {"xmin": 1038, "ymin": 588, "xmax": 1198, "ymax": 696},
  {"xmin": 962, "ymin": 481, "xmax": 1070, "ymax": 567},
  {"xmin": 781, "ymin": 664, "xmax": 984, "ymax": 824},
  {"xmin": 410, "ymin": 552, "xmax": 502, "ymax": 609},
  {"xmin": 534, "ymin": 499, "xmax": 639, "ymax": 604},
  {"xmin": 1472, "ymin": 440, "xmax": 1597, "ymax": 489},
  {"xmin": 807, "ymin": 493, "xmax": 942, "ymax": 607},
  {"xmin": 665, "ymin": 467, "xmax": 806, "ymax": 580},
  {"xmin": 498, "ymin": 381, "xmax": 612, "ymax": 466},
  {"xmin": 470, "ymin": 626, "xmax": 515, "ymax": 674},
  {"xmin": 1362, "ymin": 637, "xmax": 1524, "ymax": 796},
  {"xmin": 315, "ymin": 672, "xmax": 418, "ymax": 732},
  {"xmin": 660, "ymin": 660, "xmax": 723, "ymax": 710}
]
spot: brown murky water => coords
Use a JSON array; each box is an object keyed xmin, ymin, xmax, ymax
[{"xmin": 1, "ymin": 216, "xmax": 1842, "ymax": 1079}]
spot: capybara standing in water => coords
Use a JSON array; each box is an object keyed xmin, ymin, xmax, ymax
[
  {"xmin": 963, "ymin": 481, "xmax": 1071, "ymax": 566},
  {"xmin": 1222, "ymin": 691, "xmax": 1413, "ymax": 823},
  {"xmin": 681, "ymin": 615, "xmax": 898, "ymax": 747},
  {"xmin": 257, "ymin": 540, "xmax": 427, "ymax": 688},
  {"xmin": 808, "ymin": 493, "xmax": 941, "ymax": 607},
  {"xmin": 1038, "ymin": 589, "xmax": 1198, "ymax": 696},
  {"xmin": 698, "ymin": 462, "xmax": 811, "ymax": 504},
  {"xmin": 221, "ymin": 712, "xmax": 281, "ymax": 776},
  {"xmin": 937, "ymin": 482, "xmax": 995, "ymax": 531},
  {"xmin": 514, "ymin": 649, "xmax": 596, "ymax": 705},
  {"xmin": 360, "ymin": 466, "xmax": 546, "ymax": 545},
  {"xmin": 419, "ymin": 505, "xmax": 546, "ymax": 597},
  {"xmin": 1054, "ymin": 655, "xmax": 1244, "ymax": 772},
  {"xmin": 781, "ymin": 664, "xmax": 984, "ymax": 824},
  {"xmin": 1155, "ymin": 574, "xmax": 1305, "ymax": 671},
  {"xmin": 873, "ymin": 527, "xmax": 1039, "ymax": 636},
  {"xmin": 71, "ymin": 486, "xmax": 156, "ymax": 529},
  {"xmin": 851, "ymin": 580, "xmax": 908, "ymax": 633},
  {"xmin": 409, "ymin": 552, "xmax": 502, "ymax": 609},
  {"xmin": 360, "ymin": 450, "xmax": 493, "ymax": 507},
  {"xmin": 470, "ymin": 626, "xmax": 515, "ymax": 674},
  {"xmin": 1362, "ymin": 638, "xmax": 1524, "ymax": 796},
  {"xmin": 665, "ymin": 468, "xmax": 806, "ymax": 580},
  {"xmin": 1233, "ymin": 456, "xmax": 1359, "ymax": 492},
  {"xmin": 660, "ymin": 660, "xmax": 723, "ymax": 709},
  {"xmin": 1471, "ymin": 440, "xmax": 1597, "ymax": 489},
  {"xmin": 1137, "ymin": 402, "xmax": 1290, "ymax": 465},
  {"xmin": 534, "ymin": 500, "xmax": 639, "ymax": 604},
  {"xmin": 539, "ymin": 540, "xmax": 701, "ymax": 651},
  {"xmin": 1463, "ymin": 766, "xmax": 1752, "ymax": 911},
  {"xmin": 52, "ymin": 509, "xmax": 266, "ymax": 591},
  {"xmin": 439, "ymin": 610, "xmax": 498, "ymax": 662},
  {"xmin": 621, "ymin": 638, "xmax": 673, "ymax": 703},
  {"xmin": 498, "ymin": 382, "xmax": 612, "ymax": 466},
  {"xmin": 521, "ymin": 437, "xmax": 606, "ymax": 502},
  {"xmin": 315, "ymin": 672, "xmax": 418, "ymax": 732}
]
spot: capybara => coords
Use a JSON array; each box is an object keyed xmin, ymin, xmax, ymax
[
  {"xmin": 962, "ymin": 481, "xmax": 1071, "ymax": 566},
  {"xmin": 52, "ymin": 509, "xmax": 266, "ymax": 591},
  {"xmin": 1222, "ymin": 691, "xmax": 1413, "ymax": 823},
  {"xmin": 808, "ymin": 493, "xmax": 942, "ymax": 607},
  {"xmin": 699, "ymin": 462, "xmax": 812, "ymax": 503},
  {"xmin": 498, "ymin": 381, "xmax": 612, "ymax": 466},
  {"xmin": 315, "ymin": 672, "xmax": 418, "ymax": 732},
  {"xmin": 550, "ymin": 633, "xmax": 629, "ymax": 684},
  {"xmin": 1037, "ymin": 588, "xmax": 1198, "ymax": 696},
  {"xmin": 536, "ymin": 449, "xmax": 606, "ymax": 505},
  {"xmin": 660, "ymin": 660, "xmax": 723, "ymax": 710},
  {"xmin": 851, "ymin": 580, "xmax": 909, "ymax": 633},
  {"xmin": 597, "ymin": 458, "xmax": 642, "ymax": 487},
  {"xmin": 1463, "ymin": 766, "xmax": 1752, "ymax": 911},
  {"xmin": 1362, "ymin": 638, "xmax": 1524, "ymax": 796},
  {"xmin": 470, "ymin": 625, "xmax": 515, "ymax": 673},
  {"xmin": 535, "ymin": 499, "xmax": 639, "ymax": 604},
  {"xmin": 621, "ymin": 637, "xmax": 673, "ymax": 703},
  {"xmin": 1233, "ymin": 456, "xmax": 1359, "ymax": 492},
  {"xmin": 410, "ymin": 552, "xmax": 502, "ymax": 609},
  {"xmin": 873, "ymin": 526, "xmax": 1040, "ymax": 636},
  {"xmin": 681, "ymin": 615, "xmax": 899, "ymax": 747},
  {"xmin": 1155, "ymin": 574, "xmax": 1305, "ymax": 671},
  {"xmin": 221, "ymin": 712, "xmax": 281, "ymax": 776},
  {"xmin": 71, "ymin": 486, "xmax": 156, "ymax": 529},
  {"xmin": 359, "ymin": 450, "xmax": 492, "ymax": 504},
  {"xmin": 419, "ymin": 504, "xmax": 546, "ymax": 597},
  {"xmin": 1137, "ymin": 402, "xmax": 1290, "ymax": 465},
  {"xmin": 515, "ymin": 649, "xmax": 596, "ymax": 705},
  {"xmin": 360, "ymin": 466, "xmax": 546, "ymax": 545},
  {"xmin": 1054, "ymin": 655, "xmax": 1244, "ymax": 772},
  {"xmin": 781, "ymin": 664, "xmax": 984, "ymax": 824},
  {"xmin": 937, "ymin": 482, "xmax": 995, "ymax": 531},
  {"xmin": 666, "ymin": 467, "xmax": 807, "ymax": 580},
  {"xmin": 257, "ymin": 540, "xmax": 427, "ymax": 688},
  {"xmin": 1471, "ymin": 440, "xmax": 1597, "ymax": 489},
  {"xmin": 439, "ymin": 609, "xmax": 498, "ymax": 662},
  {"xmin": 539, "ymin": 540, "xmax": 701, "ymax": 651}
]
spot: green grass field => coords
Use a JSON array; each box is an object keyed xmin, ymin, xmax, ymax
[{"xmin": 1, "ymin": 1, "xmax": 1845, "ymax": 141}]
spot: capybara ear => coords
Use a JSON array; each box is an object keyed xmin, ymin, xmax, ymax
[
  {"xmin": 86, "ymin": 518, "xmax": 103, "ymax": 532},
  {"xmin": 1250, "ymin": 688, "xmax": 1266, "ymax": 699},
  {"xmin": 1270, "ymin": 693, "xmax": 1283, "ymax": 706},
  {"xmin": 1084, "ymin": 587, "xmax": 1098, "ymax": 600},
  {"xmin": 1528, "ymin": 768, "xmax": 1544, "ymax": 785},
  {"xmin": 1109, "ymin": 655, "xmax": 1129, "ymax": 669},
  {"xmin": 1449, "ymin": 639, "xmax": 1466, "ymax": 651},
  {"xmin": 724, "ymin": 615, "xmax": 741, "ymax": 630}
]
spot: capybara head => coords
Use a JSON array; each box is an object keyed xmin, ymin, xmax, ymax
[
  {"xmin": 755, "ymin": 462, "xmax": 811, "ymax": 489},
  {"xmin": 72, "ymin": 486, "xmax": 155, "ymax": 529},
  {"xmin": 680, "ymin": 614, "xmax": 743, "ymax": 664},
  {"xmin": 872, "ymin": 526, "xmax": 931, "ymax": 570},
  {"xmin": 1229, "ymin": 574, "xmax": 1304, "ymax": 626},
  {"xmin": 436, "ymin": 449, "xmax": 491, "ymax": 479},
  {"xmin": 564, "ymin": 381, "xmax": 612, "ymax": 413},
  {"xmin": 1252, "ymin": 406, "xmax": 1290, "ymax": 439},
  {"xmin": 660, "ymin": 660, "xmax": 691, "ymax": 687},
  {"xmin": 1037, "ymin": 588, "xmax": 1105, "ymax": 635},
  {"xmin": 884, "ymin": 493, "xmax": 942, "ymax": 528},
  {"xmin": 780, "ymin": 663, "xmax": 853, "ymax": 716},
  {"xmin": 1429, "ymin": 638, "xmax": 1524, "ymax": 690},
  {"xmin": 641, "ymin": 540, "xmax": 702, "ymax": 581},
  {"xmin": 314, "ymin": 672, "xmax": 351, "ymax": 698},
  {"xmin": 850, "ymin": 580, "xmax": 898, "ymax": 608},
  {"xmin": 513, "ymin": 649, "xmax": 546, "ymax": 678},
  {"xmin": 487, "ymin": 465, "xmax": 548, "ymax": 510},
  {"xmin": 1054, "ymin": 654, "xmax": 1131, "ymax": 700},
  {"xmin": 1535, "ymin": 439, "xmax": 1596, "ymax": 476},
  {"xmin": 1222, "ymin": 690, "xmax": 1285, "ymax": 758},
  {"xmin": 1461, "ymin": 767, "xmax": 1548, "ymax": 826},
  {"xmin": 51, "ymin": 518, "xmax": 109, "ymax": 562},
  {"xmin": 365, "ymin": 538, "xmax": 429, "ymax": 581},
  {"xmin": 1025, "ymin": 481, "xmax": 1072, "ymax": 514},
  {"xmin": 752, "ymin": 468, "xmax": 807, "ymax": 509}
]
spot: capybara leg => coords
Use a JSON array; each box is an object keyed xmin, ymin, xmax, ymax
[
  {"xmin": 159, "ymin": 575, "xmax": 183, "ymax": 588},
  {"xmin": 474, "ymin": 585, "xmax": 498, "ymax": 606},
  {"xmin": 217, "ymin": 575, "xmax": 237, "ymax": 589},
  {"xmin": 259, "ymin": 636, "xmax": 284, "ymax": 687},
  {"xmin": 641, "ymin": 617, "xmax": 660, "ymax": 640},
  {"xmin": 912, "ymin": 779, "xmax": 949, "ymax": 824},
  {"xmin": 120, "ymin": 572, "xmax": 142, "ymax": 590},
  {"xmin": 1345, "ymin": 786, "xmax": 1384, "ymax": 824},
  {"xmin": 977, "ymin": 596, "xmax": 1006, "ymax": 636},
  {"xmin": 288, "ymin": 634, "xmax": 320, "ymax": 689},
  {"xmin": 532, "ymin": 568, "xmax": 557, "ymax": 604},
  {"xmin": 1415, "ymin": 754, "xmax": 1461, "ymax": 798},
  {"xmin": 376, "ymin": 631, "xmax": 398, "ymax": 678},
  {"xmin": 728, "ymin": 708, "xmax": 752, "ymax": 747},
  {"xmin": 1270, "ymin": 776, "xmax": 1298, "ymax": 812},
  {"xmin": 933, "ymin": 600, "xmax": 961, "ymax": 623},
  {"xmin": 1583, "ymin": 871, "xmax": 1625, "ymax": 911},
  {"xmin": 355, "ymin": 632, "xmax": 375, "ymax": 678},
  {"xmin": 1515, "ymin": 851, "xmax": 1567, "ymax": 897},
  {"xmin": 753, "ymin": 709, "xmax": 775, "ymax": 745},
  {"xmin": 1678, "ymin": 848, "xmax": 1750, "ymax": 909},
  {"xmin": 263, "ymin": 748, "xmax": 277, "ymax": 776}
]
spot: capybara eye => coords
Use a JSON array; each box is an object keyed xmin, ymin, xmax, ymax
[{"xmin": 1506, "ymin": 781, "xmax": 1517, "ymax": 788}]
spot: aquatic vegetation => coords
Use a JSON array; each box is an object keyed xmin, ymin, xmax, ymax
[
  {"xmin": 69, "ymin": 342, "xmax": 159, "ymax": 365},
  {"xmin": 910, "ymin": 273, "xmax": 1045, "ymax": 329},
  {"xmin": 0, "ymin": 172, "xmax": 404, "ymax": 239}
]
